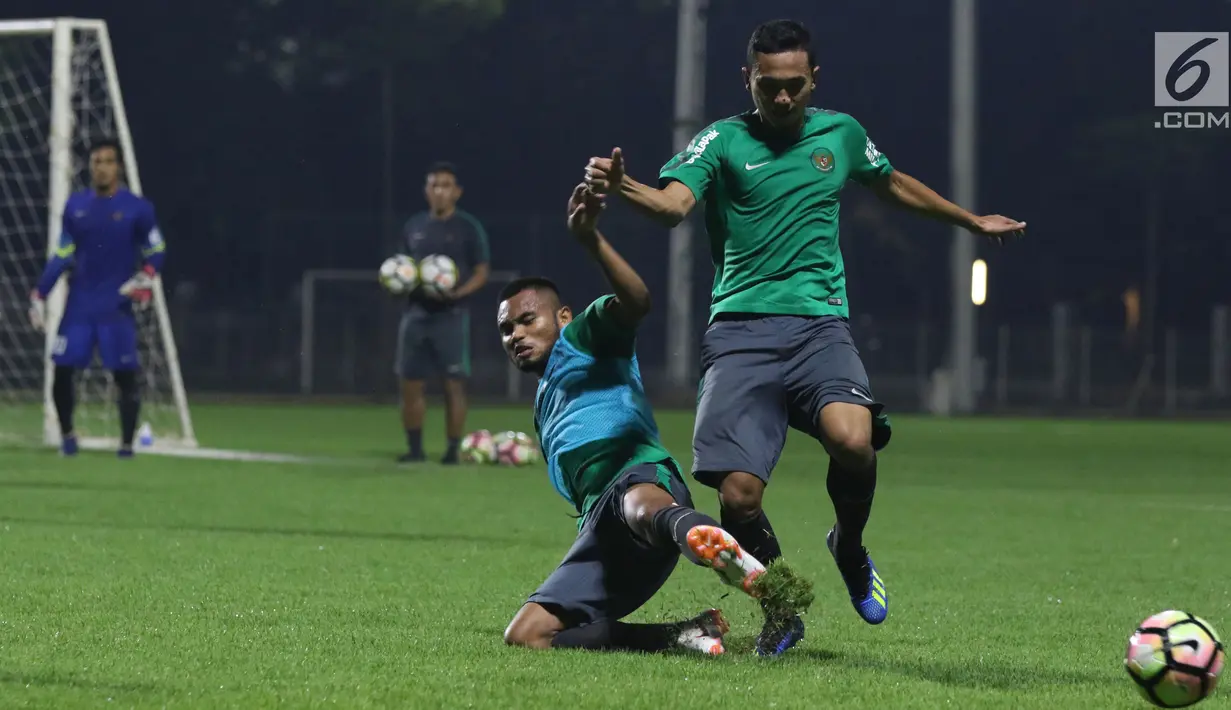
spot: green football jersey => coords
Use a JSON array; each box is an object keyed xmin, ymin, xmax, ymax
[{"xmin": 659, "ymin": 108, "xmax": 893, "ymax": 320}]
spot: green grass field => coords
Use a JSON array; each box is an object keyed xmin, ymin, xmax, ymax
[{"xmin": 1, "ymin": 404, "xmax": 1228, "ymax": 709}]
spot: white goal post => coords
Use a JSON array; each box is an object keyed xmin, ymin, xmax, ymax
[
  {"xmin": 0, "ymin": 18, "xmax": 195, "ymax": 448},
  {"xmin": 299, "ymin": 268, "xmax": 527, "ymax": 400}
]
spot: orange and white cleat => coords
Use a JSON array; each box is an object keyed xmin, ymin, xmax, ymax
[
  {"xmin": 674, "ymin": 608, "xmax": 729, "ymax": 656},
  {"xmin": 686, "ymin": 525, "xmax": 767, "ymax": 596}
]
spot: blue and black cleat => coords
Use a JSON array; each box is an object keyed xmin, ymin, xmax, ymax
[
  {"xmin": 60, "ymin": 434, "xmax": 78, "ymax": 457},
  {"xmin": 754, "ymin": 601, "xmax": 805, "ymax": 657},
  {"xmin": 826, "ymin": 527, "xmax": 887, "ymax": 625}
]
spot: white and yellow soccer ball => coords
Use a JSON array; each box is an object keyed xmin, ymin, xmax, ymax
[
  {"xmin": 419, "ymin": 254, "xmax": 459, "ymax": 296},
  {"xmin": 379, "ymin": 254, "xmax": 419, "ymax": 295},
  {"xmin": 494, "ymin": 431, "xmax": 540, "ymax": 466},
  {"xmin": 460, "ymin": 429, "xmax": 498, "ymax": 464}
]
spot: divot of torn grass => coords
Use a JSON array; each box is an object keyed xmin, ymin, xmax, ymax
[{"xmin": 751, "ymin": 558, "xmax": 815, "ymax": 618}]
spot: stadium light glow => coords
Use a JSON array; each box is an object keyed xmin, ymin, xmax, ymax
[{"xmin": 971, "ymin": 259, "xmax": 987, "ymax": 306}]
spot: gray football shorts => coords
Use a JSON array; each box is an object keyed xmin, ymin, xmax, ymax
[
  {"xmin": 526, "ymin": 461, "xmax": 694, "ymax": 627},
  {"xmin": 395, "ymin": 309, "xmax": 470, "ymax": 380},
  {"xmin": 692, "ymin": 314, "xmax": 892, "ymax": 488}
]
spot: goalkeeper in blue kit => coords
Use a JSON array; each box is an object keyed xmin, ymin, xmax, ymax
[
  {"xmin": 499, "ymin": 184, "xmax": 783, "ymax": 655},
  {"xmin": 28, "ymin": 138, "xmax": 166, "ymax": 457}
]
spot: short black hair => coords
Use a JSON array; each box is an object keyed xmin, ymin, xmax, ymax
[
  {"xmin": 426, "ymin": 161, "xmax": 459, "ymax": 181},
  {"xmin": 746, "ymin": 19, "xmax": 815, "ymax": 69},
  {"xmin": 89, "ymin": 136, "xmax": 123, "ymax": 163},
  {"xmin": 498, "ymin": 276, "xmax": 560, "ymax": 304}
]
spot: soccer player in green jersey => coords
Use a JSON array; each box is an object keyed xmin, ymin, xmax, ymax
[
  {"xmin": 500, "ymin": 184, "xmax": 773, "ymax": 656},
  {"xmin": 583, "ymin": 19, "xmax": 1025, "ymax": 656}
]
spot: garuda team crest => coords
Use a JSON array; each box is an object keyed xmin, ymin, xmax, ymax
[{"xmin": 811, "ymin": 147, "xmax": 835, "ymax": 173}]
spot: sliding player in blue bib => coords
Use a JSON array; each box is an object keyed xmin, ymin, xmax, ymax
[{"xmin": 499, "ymin": 185, "xmax": 770, "ymax": 655}]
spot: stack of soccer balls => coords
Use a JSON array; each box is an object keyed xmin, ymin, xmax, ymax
[
  {"xmin": 460, "ymin": 429, "xmax": 540, "ymax": 467},
  {"xmin": 378, "ymin": 253, "xmax": 459, "ymax": 297},
  {"xmin": 1125, "ymin": 610, "xmax": 1224, "ymax": 707}
]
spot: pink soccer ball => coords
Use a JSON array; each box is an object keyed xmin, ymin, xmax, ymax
[
  {"xmin": 459, "ymin": 429, "xmax": 497, "ymax": 464},
  {"xmin": 493, "ymin": 431, "xmax": 539, "ymax": 467},
  {"xmin": 1125, "ymin": 610, "xmax": 1224, "ymax": 708}
]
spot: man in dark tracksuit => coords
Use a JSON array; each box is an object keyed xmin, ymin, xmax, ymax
[{"xmin": 396, "ymin": 162, "xmax": 491, "ymax": 464}]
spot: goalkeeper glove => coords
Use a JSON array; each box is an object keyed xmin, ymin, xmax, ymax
[
  {"xmin": 119, "ymin": 265, "xmax": 157, "ymax": 309},
  {"xmin": 28, "ymin": 290, "xmax": 45, "ymax": 332}
]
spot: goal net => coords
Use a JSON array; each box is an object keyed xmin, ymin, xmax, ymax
[{"xmin": 0, "ymin": 19, "xmax": 195, "ymax": 449}]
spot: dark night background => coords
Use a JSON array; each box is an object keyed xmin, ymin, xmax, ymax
[{"xmin": 5, "ymin": 0, "xmax": 1230, "ymax": 408}]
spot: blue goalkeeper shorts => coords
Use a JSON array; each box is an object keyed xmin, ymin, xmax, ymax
[{"xmin": 52, "ymin": 313, "xmax": 139, "ymax": 371}]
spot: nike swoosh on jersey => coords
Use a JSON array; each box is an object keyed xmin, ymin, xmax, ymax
[{"xmin": 744, "ymin": 161, "xmax": 771, "ymax": 170}]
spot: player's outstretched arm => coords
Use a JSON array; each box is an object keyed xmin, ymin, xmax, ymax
[
  {"xmin": 868, "ymin": 170, "xmax": 1026, "ymax": 243},
  {"xmin": 585, "ymin": 148, "xmax": 696, "ymax": 228},
  {"xmin": 566, "ymin": 183, "xmax": 651, "ymax": 328}
]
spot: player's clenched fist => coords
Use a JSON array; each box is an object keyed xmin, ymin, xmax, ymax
[
  {"xmin": 566, "ymin": 183, "xmax": 604, "ymax": 238},
  {"xmin": 584, "ymin": 148, "xmax": 625, "ymax": 197}
]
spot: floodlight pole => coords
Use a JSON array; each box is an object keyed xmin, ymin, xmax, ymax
[
  {"xmin": 949, "ymin": 0, "xmax": 978, "ymax": 413},
  {"xmin": 667, "ymin": 0, "xmax": 708, "ymax": 389}
]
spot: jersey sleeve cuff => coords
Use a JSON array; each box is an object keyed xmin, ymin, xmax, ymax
[{"xmin": 658, "ymin": 174, "xmax": 704, "ymax": 204}]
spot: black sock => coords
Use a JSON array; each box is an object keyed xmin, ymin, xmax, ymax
[
  {"xmin": 445, "ymin": 437, "xmax": 460, "ymax": 457},
  {"xmin": 720, "ymin": 507, "xmax": 783, "ymax": 566},
  {"xmin": 52, "ymin": 366, "xmax": 76, "ymax": 436},
  {"xmin": 551, "ymin": 620, "xmax": 678, "ymax": 652},
  {"xmin": 406, "ymin": 429, "xmax": 423, "ymax": 457},
  {"xmin": 648, "ymin": 505, "xmax": 721, "ymax": 565},
  {"xmin": 113, "ymin": 370, "xmax": 140, "ymax": 448},
  {"xmin": 826, "ymin": 454, "xmax": 877, "ymax": 557}
]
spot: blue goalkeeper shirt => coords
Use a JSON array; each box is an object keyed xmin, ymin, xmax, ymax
[
  {"xmin": 533, "ymin": 296, "xmax": 675, "ymax": 520},
  {"xmin": 36, "ymin": 188, "xmax": 166, "ymax": 316}
]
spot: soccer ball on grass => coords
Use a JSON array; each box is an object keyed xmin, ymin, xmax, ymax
[
  {"xmin": 493, "ymin": 431, "xmax": 539, "ymax": 466},
  {"xmin": 379, "ymin": 254, "xmax": 419, "ymax": 295},
  {"xmin": 460, "ymin": 429, "xmax": 498, "ymax": 464},
  {"xmin": 419, "ymin": 254, "xmax": 459, "ymax": 297},
  {"xmin": 1125, "ymin": 610, "xmax": 1224, "ymax": 707}
]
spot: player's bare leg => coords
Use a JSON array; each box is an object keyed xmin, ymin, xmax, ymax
[
  {"xmin": 818, "ymin": 402, "xmax": 886, "ymax": 624},
  {"xmin": 504, "ymin": 601, "xmax": 727, "ymax": 655},
  {"xmin": 51, "ymin": 366, "xmax": 78, "ymax": 456},
  {"xmin": 398, "ymin": 379, "xmax": 426, "ymax": 463},
  {"xmin": 622, "ymin": 483, "xmax": 765, "ymax": 596},
  {"xmin": 714, "ymin": 471, "xmax": 805, "ymax": 656},
  {"xmin": 441, "ymin": 378, "xmax": 467, "ymax": 465}
]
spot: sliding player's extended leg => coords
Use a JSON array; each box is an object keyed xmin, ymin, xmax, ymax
[
  {"xmin": 503, "ymin": 601, "xmax": 728, "ymax": 655},
  {"xmin": 504, "ymin": 464, "xmax": 732, "ymax": 655},
  {"xmin": 620, "ymin": 477, "xmax": 765, "ymax": 595}
]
